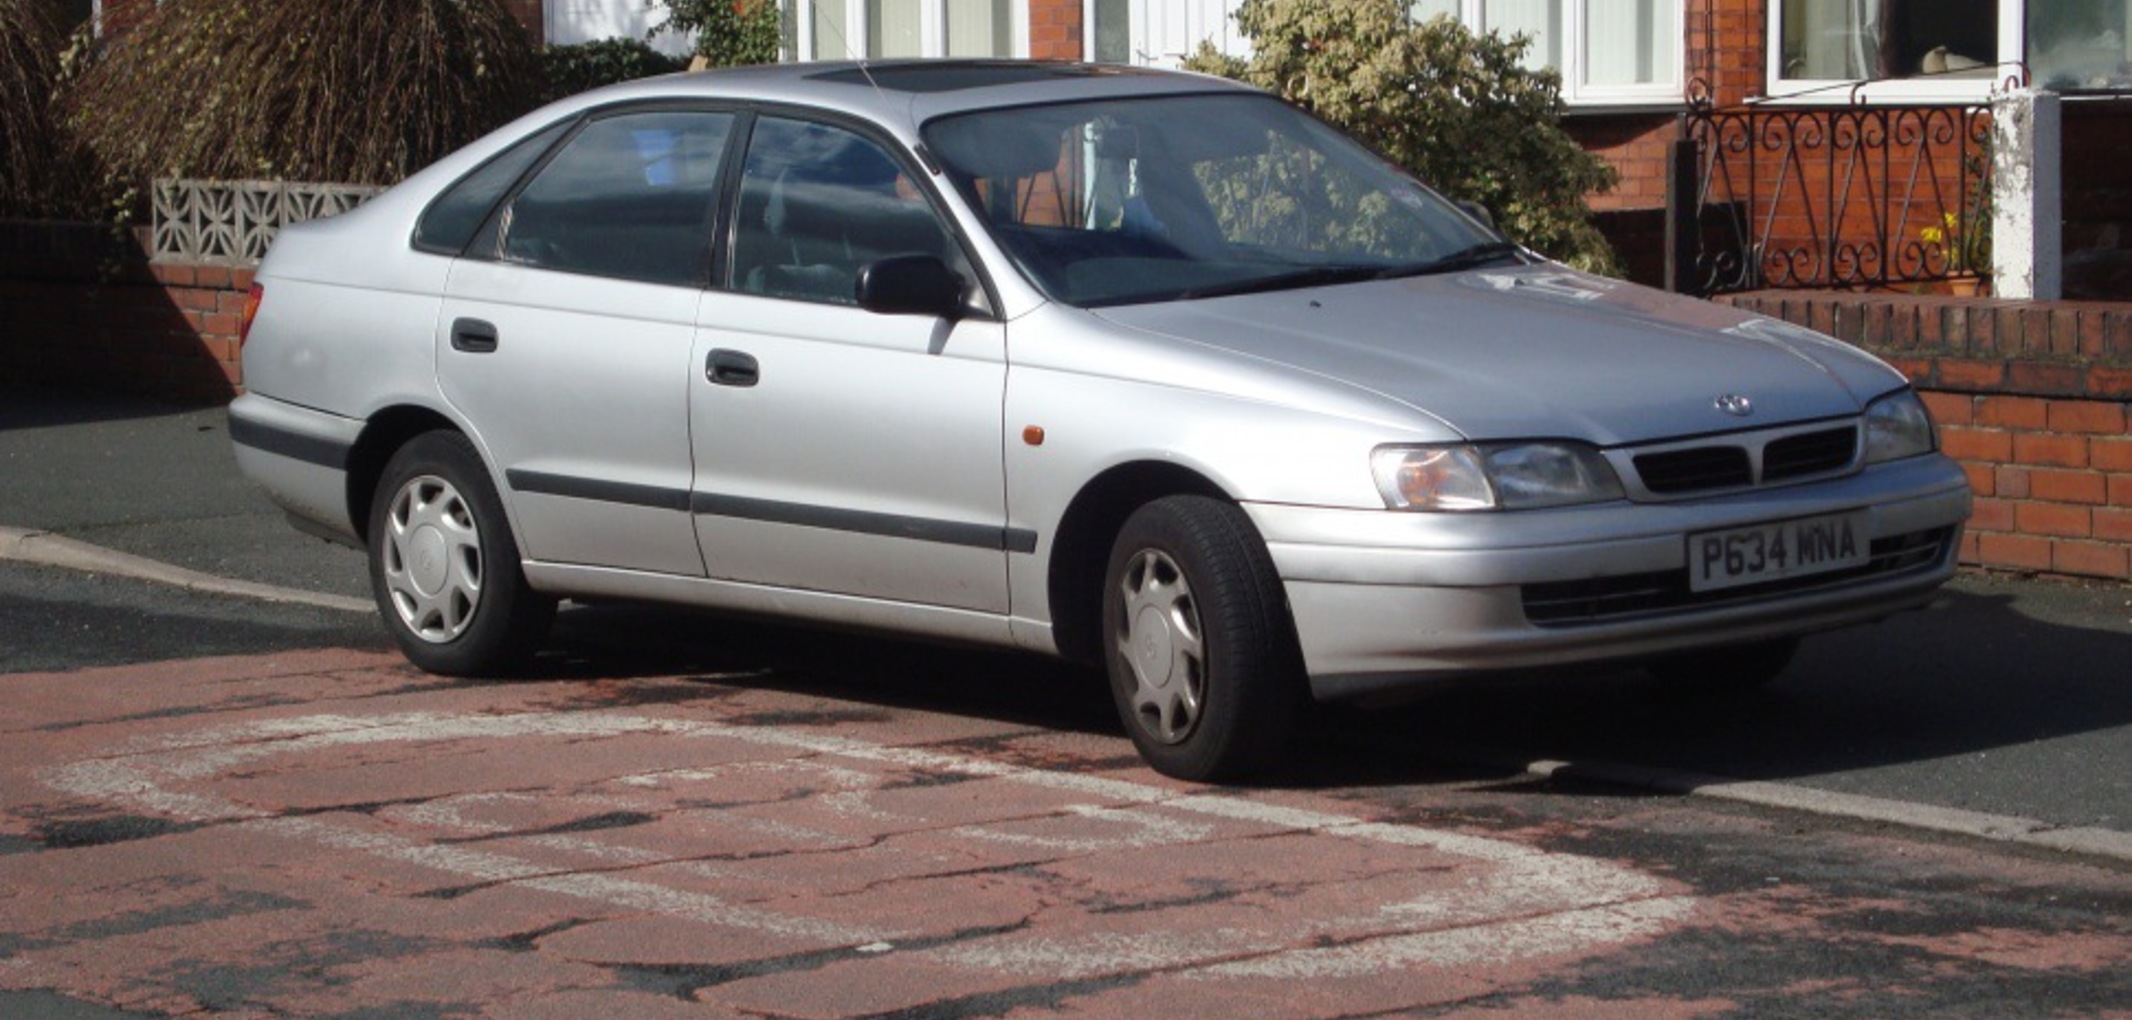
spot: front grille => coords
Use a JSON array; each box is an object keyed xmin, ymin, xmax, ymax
[
  {"xmin": 1634, "ymin": 446, "xmax": 1753, "ymax": 493},
  {"xmin": 1764, "ymin": 426, "xmax": 1859, "ymax": 482},
  {"xmin": 1622, "ymin": 422, "xmax": 1862, "ymax": 498},
  {"xmin": 1521, "ymin": 526, "xmax": 1955, "ymax": 628}
]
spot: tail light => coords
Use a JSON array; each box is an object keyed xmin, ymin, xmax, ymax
[{"xmin": 238, "ymin": 283, "xmax": 264, "ymax": 348}]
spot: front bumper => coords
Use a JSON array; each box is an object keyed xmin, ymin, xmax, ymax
[{"xmin": 1247, "ymin": 454, "xmax": 1972, "ymax": 700}]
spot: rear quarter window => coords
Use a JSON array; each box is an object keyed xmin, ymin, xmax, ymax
[{"xmin": 413, "ymin": 120, "xmax": 573, "ymax": 256}]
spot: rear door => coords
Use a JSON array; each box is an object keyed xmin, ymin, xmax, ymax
[{"xmin": 437, "ymin": 108, "xmax": 738, "ymax": 575}]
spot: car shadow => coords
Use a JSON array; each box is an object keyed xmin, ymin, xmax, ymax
[
  {"xmin": 527, "ymin": 578, "xmax": 2129, "ymax": 822},
  {"xmin": 530, "ymin": 601, "xmax": 1120, "ymax": 736},
  {"xmin": 1283, "ymin": 579, "xmax": 2132, "ymax": 827}
]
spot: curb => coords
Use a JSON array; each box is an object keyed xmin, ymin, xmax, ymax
[
  {"xmin": 0, "ymin": 526, "xmax": 372, "ymax": 615},
  {"xmin": 1516, "ymin": 753, "xmax": 2132, "ymax": 867}
]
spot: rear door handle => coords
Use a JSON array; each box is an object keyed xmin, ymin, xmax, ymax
[
  {"xmin": 707, "ymin": 349, "xmax": 759, "ymax": 387},
  {"xmin": 450, "ymin": 317, "xmax": 499, "ymax": 354}
]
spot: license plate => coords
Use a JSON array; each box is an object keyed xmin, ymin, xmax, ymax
[{"xmin": 1689, "ymin": 511, "xmax": 1870, "ymax": 593}]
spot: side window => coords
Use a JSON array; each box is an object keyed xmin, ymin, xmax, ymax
[
  {"xmin": 729, "ymin": 117, "xmax": 969, "ymax": 306},
  {"xmin": 414, "ymin": 120, "xmax": 571, "ymax": 256},
  {"xmin": 485, "ymin": 110, "xmax": 735, "ymax": 287}
]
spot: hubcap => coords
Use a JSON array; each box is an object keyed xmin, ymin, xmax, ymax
[
  {"xmin": 381, "ymin": 475, "xmax": 483, "ymax": 643},
  {"xmin": 1115, "ymin": 549, "xmax": 1204, "ymax": 745}
]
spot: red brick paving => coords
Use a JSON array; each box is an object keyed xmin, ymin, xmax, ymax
[{"xmin": 1, "ymin": 649, "xmax": 2125, "ymax": 1018}]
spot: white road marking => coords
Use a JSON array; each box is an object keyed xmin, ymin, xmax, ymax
[{"xmin": 39, "ymin": 709, "xmax": 1695, "ymax": 976}]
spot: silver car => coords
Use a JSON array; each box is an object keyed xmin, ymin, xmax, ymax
[{"xmin": 231, "ymin": 60, "xmax": 1971, "ymax": 780}]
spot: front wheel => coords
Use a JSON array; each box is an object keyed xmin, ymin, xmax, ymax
[
  {"xmin": 368, "ymin": 431, "xmax": 553, "ymax": 676},
  {"xmin": 1103, "ymin": 495, "xmax": 1307, "ymax": 782}
]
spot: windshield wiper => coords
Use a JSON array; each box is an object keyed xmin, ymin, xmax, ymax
[
  {"xmin": 1176, "ymin": 264, "xmax": 1388, "ymax": 300},
  {"xmin": 1383, "ymin": 240, "xmax": 1527, "ymax": 279}
]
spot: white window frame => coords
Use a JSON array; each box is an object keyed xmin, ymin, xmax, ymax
[
  {"xmin": 794, "ymin": 0, "xmax": 1028, "ymax": 61},
  {"xmin": 1081, "ymin": 1, "xmax": 1685, "ymax": 108},
  {"xmin": 1763, "ymin": 1, "xmax": 2025, "ymax": 104}
]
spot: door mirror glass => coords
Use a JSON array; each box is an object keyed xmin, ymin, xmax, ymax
[{"xmin": 856, "ymin": 254, "xmax": 965, "ymax": 318}]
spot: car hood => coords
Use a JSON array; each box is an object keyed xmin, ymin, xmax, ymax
[{"xmin": 1091, "ymin": 267, "xmax": 1906, "ymax": 446}]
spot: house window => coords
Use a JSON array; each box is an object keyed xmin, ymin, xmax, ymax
[
  {"xmin": 1402, "ymin": 1, "xmax": 1684, "ymax": 104},
  {"xmin": 2030, "ymin": 0, "xmax": 2132, "ymax": 91},
  {"xmin": 1403, "ymin": 1, "xmax": 1680, "ymax": 104},
  {"xmin": 1769, "ymin": 0, "xmax": 2024, "ymax": 101},
  {"xmin": 798, "ymin": 0, "xmax": 1021, "ymax": 60}
]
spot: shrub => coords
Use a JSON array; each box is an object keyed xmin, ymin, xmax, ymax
[
  {"xmin": 0, "ymin": 0, "xmax": 91, "ymax": 217},
  {"xmin": 1185, "ymin": 0, "xmax": 1621, "ymax": 275},
  {"xmin": 658, "ymin": 0, "xmax": 780, "ymax": 68},
  {"xmin": 61, "ymin": 0, "xmax": 543, "ymax": 188},
  {"xmin": 542, "ymin": 38, "xmax": 687, "ymax": 104}
]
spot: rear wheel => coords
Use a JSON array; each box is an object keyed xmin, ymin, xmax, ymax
[
  {"xmin": 1645, "ymin": 637, "xmax": 1800, "ymax": 694},
  {"xmin": 1103, "ymin": 495, "xmax": 1306, "ymax": 782},
  {"xmin": 368, "ymin": 431, "xmax": 553, "ymax": 676}
]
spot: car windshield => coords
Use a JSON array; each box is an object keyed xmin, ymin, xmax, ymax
[{"xmin": 922, "ymin": 93, "xmax": 1511, "ymax": 307}]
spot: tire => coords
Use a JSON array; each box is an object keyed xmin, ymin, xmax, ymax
[
  {"xmin": 367, "ymin": 431, "xmax": 554, "ymax": 676},
  {"xmin": 1645, "ymin": 637, "xmax": 1800, "ymax": 694},
  {"xmin": 1102, "ymin": 495, "xmax": 1307, "ymax": 782}
]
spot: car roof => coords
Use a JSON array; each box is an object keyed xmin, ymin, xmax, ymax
[{"xmin": 561, "ymin": 59, "xmax": 1259, "ymax": 134}]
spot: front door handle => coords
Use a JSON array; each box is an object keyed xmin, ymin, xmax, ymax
[
  {"xmin": 707, "ymin": 349, "xmax": 759, "ymax": 387},
  {"xmin": 450, "ymin": 317, "xmax": 499, "ymax": 354}
]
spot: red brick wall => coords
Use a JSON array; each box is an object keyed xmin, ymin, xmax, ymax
[
  {"xmin": 1720, "ymin": 291, "xmax": 2132, "ymax": 582},
  {"xmin": 1691, "ymin": 0, "xmax": 1767, "ymax": 108},
  {"xmin": 1566, "ymin": 116, "xmax": 1675, "ymax": 215},
  {"xmin": 1, "ymin": 268, "xmax": 251, "ymax": 403},
  {"xmin": 1029, "ymin": 0, "xmax": 1082, "ymax": 60}
]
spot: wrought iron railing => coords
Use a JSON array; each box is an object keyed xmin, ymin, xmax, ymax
[{"xmin": 1677, "ymin": 95, "xmax": 1993, "ymax": 295}]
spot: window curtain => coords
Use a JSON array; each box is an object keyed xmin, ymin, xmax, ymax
[
  {"xmin": 1784, "ymin": 0, "xmax": 1898, "ymax": 79},
  {"xmin": 1583, "ymin": 0, "xmax": 1676, "ymax": 86},
  {"xmin": 1481, "ymin": 0, "xmax": 1562, "ymax": 73},
  {"xmin": 945, "ymin": 0, "xmax": 1011, "ymax": 57},
  {"xmin": 813, "ymin": 0, "xmax": 849, "ymax": 59},
  {"xmin": 867, "ymin": 0, "xmax": 922, "ymax": 57}
]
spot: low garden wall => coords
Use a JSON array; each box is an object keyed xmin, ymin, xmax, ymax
[{"xmin": 1718, "ymin": 291, "xmax": 2132, "ymax": 582}]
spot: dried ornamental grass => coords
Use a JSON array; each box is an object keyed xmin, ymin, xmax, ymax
[
  {"xmin": 0, "ymin": 0, "xmax": 68, "ymax": 216},
  {"xmin": 63, "ymin": 0, "xmax": 542, "ymax": 187}
]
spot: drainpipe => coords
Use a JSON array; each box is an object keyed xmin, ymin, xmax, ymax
[{"xmin": 1991, "ymin": 89, "xmax": 2063, "ymax": 300}]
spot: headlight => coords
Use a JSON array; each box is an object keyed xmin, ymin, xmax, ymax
[
  {"xmin": 1864, "ymin": 389, "xmax": 1936, "ymax": 464},
  {"xmin": 1372, "ymin": 442, "xmax": 1623, "ymax": 511}
]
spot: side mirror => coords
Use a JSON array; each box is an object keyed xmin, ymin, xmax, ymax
[
  {"xmin": 855, "ymin": 254, "xmax": 966, "ymax": 319},
  {"xmin": 1456, "ymin": 199, "xmax": 1499, "ymax": 233}
]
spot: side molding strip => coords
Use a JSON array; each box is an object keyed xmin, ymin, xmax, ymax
[
  {"xmin": 501, "ymin": 470, "xmax": 1038, "ymax": 554},
  {"xmin": 506, "ymin": 470, "xmax": 692, "ymax": 512},
  {"xmin": 693, "ymin": 492, "xmax": 1038, "ymax": 554},
  {"xmin": 227, "ymin": 415, "xmax": 351, "ymax": 470}
]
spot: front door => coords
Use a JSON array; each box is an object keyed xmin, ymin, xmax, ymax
[{"xmin": 689, "ymin": 115, "xmax": 1013, "ymax": 613}]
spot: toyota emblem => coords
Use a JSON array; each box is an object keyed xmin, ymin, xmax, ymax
[{"xmin": 1714, "ymin": 394, "xmax": 1754, "ymax": 417}]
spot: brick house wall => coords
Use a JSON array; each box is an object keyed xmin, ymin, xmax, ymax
[{"xmin": 1029, "ymin": 0, "xmax": 1082, "ymax": 60}]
